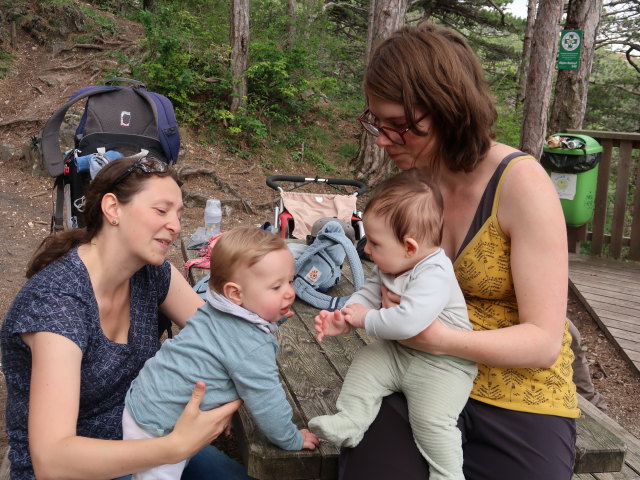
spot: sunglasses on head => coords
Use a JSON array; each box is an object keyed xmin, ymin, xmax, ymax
[{"xmin": 111, "ymin": 157, "xmax": 169, "ymax": 187}]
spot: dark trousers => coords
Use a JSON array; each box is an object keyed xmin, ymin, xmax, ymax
[{"xmin": 339, "ymin": 394, "xmax": 576, "ymax": 480}]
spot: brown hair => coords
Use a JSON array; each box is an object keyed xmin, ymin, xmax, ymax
[
  {"xmin": 26, "ymin": 155, "xmax": 180, "ymax": 277},
  {"xmin": 209, "ymin": 226, "xmax": 288, "ymax": 294},
  {"xmin": 364, "ymin": 22, "xmax": 497, "ymax": 173},
  {"xmin": 364, "ymin": 169, "xmax": 443, "ymax": 247}
]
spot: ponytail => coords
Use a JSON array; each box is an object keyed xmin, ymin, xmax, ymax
[{"xmin": 26, "ymin": 229, "xmax": 90, "ymax": 278}]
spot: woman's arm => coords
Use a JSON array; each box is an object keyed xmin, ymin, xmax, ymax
[
  {"xmin": 402, "ymin": 158, "xmax": 568, "ymax": 368},
  {"xmin": 23, "ymin": 331, "xmax": 240, "ymax": 480},
  {"xmin": 160, "ymin": 264, "xmax": 206, "ymax": 329}
]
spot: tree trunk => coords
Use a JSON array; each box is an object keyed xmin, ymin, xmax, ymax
[
  {"xmin": 353, "ymin": 0, "xmax": 408, "ymax": 187},
  {"xmin": 230, "ymin": 0, "xmax": 249, "ymax": 115},
  {"xmin": 286, "ymin": 0, "xmax": 296, "ymax": 49},
  {"xmin": 517, "ymin": 0, "xmax": 538, "ymax": 106},
  {"xmin": 519, "ymin": 0, "xmax": 564, "ymax": 159},
  {"xmin": 548, "ymin": 0, "xmax": 603, "ymax": 133}
]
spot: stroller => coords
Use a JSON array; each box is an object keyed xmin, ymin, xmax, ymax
[{"xmin": 266, "ymin": 175, "xmax": 367, "ymax": 243}]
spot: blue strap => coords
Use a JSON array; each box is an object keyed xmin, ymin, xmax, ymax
[
  {"xmin": 293, "ymin": 221, "xmax": 364, "ymax": 310},
  {"xmin": 139, "ymin": 90, "xmax": 180, "ymax": 164},
  {"xmin": 193, "ymin": 274, "xmax": 210, "ymax": 299}
]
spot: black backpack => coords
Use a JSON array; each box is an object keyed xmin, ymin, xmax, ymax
[
  {"xmin": 40, "ymin": 77, "xmax": 180, "ymax": 232},
  {"xmin": 39, "ymin": 77, "xmax": 180, "ymax": 339}
]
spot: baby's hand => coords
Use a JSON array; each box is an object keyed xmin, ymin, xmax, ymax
[
  {"xmin": 342, "ymin": 303, "xmax": 370, "ymax": 329},
  {"xmin": 300, "ymin": 428, "xmax": 320, "ymax": 450},
  {"xmin": 314, "ymin": 309, "xmax": 351, "ymax": 342}
]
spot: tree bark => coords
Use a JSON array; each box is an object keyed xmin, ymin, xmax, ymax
[
  {"xmin": 230, "ymin": 0, "xmax": 249, "ymax": 115},
  {"xmin": 548, "ymin": 0, "xmax": 603, "ymax": 133},
  {"xmin": 353, "ymin": 0, "xmax": 408, "ymax": 187},
  {"xmin": 286, "ymin": 0, "xmax": 296, "ymax": 49},
  {"xmin": 517, "ymin": 0, "xmax": 538, "ymax": 106},
  {"xmin": 519, "ymin": 0, "xmax": 564, "ymax": 159}
]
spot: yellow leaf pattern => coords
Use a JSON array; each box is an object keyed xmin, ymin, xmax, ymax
[{"xmin": 454, "ymin": 211, "xmax": 579, "ymax": 418}]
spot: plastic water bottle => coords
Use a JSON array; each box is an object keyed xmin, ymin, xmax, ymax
[{"xmin": 204, "ymin": 199, "xmax": 222, "ymax": 238}]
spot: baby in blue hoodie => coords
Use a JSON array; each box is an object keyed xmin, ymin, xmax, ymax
[{"xmin": 124, "ymin": 226, "xmax": 318, "ymax": 479}]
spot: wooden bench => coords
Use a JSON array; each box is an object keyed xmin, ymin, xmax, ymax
[{"xmin": 181, "ymin": 239, "xmax": 633, "ymax": 479}]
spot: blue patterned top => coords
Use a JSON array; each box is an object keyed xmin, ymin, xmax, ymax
[{"xmin": 1, "ymin": 248, "xmax": 171, "ymax": 479}]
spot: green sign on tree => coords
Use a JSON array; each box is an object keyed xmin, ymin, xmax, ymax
[{"xmin": 557, "ymin": 30, "xmax": 582, "ymax": 70}]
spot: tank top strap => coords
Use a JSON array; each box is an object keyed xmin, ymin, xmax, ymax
[
  {"xmin": 455, "ymin": 151, "xmax": 530, "ymax": 259},
  {"xmin": 491, "ymin": 152, "xmax": 532, "ymax": 216}
]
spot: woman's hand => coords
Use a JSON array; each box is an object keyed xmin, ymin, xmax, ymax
[
  {"xmin": 399, "ymin": 319, "xmax": 450, "ymax": 355},
  {"xmin": 170, "ymin": 382, "xmax": 243, "ymax": 459},
  {"xmin": 380, "ymin": 285, "xmax": 401, "ymax": 309}
]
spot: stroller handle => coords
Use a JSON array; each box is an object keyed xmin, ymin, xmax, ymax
[{"xmin": 266, "ymin": 175, "xmax": 367, "ymax": 197}]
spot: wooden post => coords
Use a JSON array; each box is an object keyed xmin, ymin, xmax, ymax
[
  {"xmin": 590, "ymin": 139, "xmax": 613, "ymax": 256},
  {"xmin": 10, "ymin": 21, "xmax": 16, "ymax": 48},
  {"xmin": 610, "ymin": 141, "xmax": 633, "ymax": 259},
  {"xmin": 567, "ymin": 224, "xmax": 587, "ymax": 253}
]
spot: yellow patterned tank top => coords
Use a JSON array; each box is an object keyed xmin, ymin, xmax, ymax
[{"xmin": 453, "ymin": 153, "xmax": 579, "ymax": 418}]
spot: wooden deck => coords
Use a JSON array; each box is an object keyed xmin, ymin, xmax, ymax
[{"xmin": 569, "ymin": 253, "xmax": 640, "ymax": 374}]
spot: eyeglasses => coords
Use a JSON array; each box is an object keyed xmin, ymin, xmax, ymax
[
  {"xmin": 111, "ymin": 157, "xmax": 169, "ymax": 187},
  {"xmin": 357, "ymin": 108, "xmax": 429, "ymax": 145}
]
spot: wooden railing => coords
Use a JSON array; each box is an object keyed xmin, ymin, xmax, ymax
[{"xmin": 564, "ymin": 130, "xmax": 640, "ymax": 261}]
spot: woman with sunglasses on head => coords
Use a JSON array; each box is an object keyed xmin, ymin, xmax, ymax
[
  {"xmin": 340, "ymin": 23, "xmax": 579, "ymax": 480},
  {"xmin": 1, "ymin": 156, "xmax": 252, "ymax": 480}
]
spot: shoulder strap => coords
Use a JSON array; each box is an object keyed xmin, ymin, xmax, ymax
[
  {"xmin": 138, "ymin": 90, "xmax": 180, "ymax": 164},
  {"xmin": 293, "ymin": 222, "xmax": 364, "ymax": 311},
  {"xmin": 40, "ymin": 86, "xmax": 120, "ymax": 177},
  {"xmin": 491, "ymin": 153, "xmax": 532, "ymax": 216}
]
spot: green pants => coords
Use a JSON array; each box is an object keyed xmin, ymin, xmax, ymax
[{"xmin": 309, "ymin": 340, "xmax": 477, "ymax": 480}]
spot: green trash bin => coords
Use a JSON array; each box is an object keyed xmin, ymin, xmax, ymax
[{"xmin": 541, "ymin": 133, "xmax": 602, "ymax": 227}]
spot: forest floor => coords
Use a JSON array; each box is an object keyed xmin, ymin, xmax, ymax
[{"xmin": 0, "ymin": 4, "xmax": 638, "ymax": 465}]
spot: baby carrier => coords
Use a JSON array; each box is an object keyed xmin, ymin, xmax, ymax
[
  {"xmin": 266, "ymin": 175, "xmax": 367, "ymax": 310},
  {"xmin": 39, "ymin": 77, "xmax": 180, "ymax": 231}
]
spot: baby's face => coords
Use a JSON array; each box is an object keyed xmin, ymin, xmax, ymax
[
  {"xmin": 363, "ymin": 212, "xmax": 425, "ymax": 276},
  {"xmin": 234, "ymin": 248, "xmax": 296, "ymax": 322}
]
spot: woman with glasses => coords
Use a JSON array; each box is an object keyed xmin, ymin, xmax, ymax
[
  {"xmin": 1, "ymin": 156, "xmax": 252, "ymax": 480},
  {"xmin": 341, "ymin": 23, "xmax": 579, "ymax": 480}
]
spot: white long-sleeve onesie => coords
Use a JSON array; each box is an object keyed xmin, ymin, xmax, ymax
[{"xmin": 309, "ymin": 248, "xmax": 477, "ymax": 480}]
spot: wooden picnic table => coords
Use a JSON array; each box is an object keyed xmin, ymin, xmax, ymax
[{"xmin": 181, "ymin": 238, "xmax": 632, "ymax": 480}]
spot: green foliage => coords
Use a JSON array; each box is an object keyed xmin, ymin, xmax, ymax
[
  {"xmin": 55, "ymin": 0, "xmax": 636, "ymax": 184},
  {"xmin": 299, "ymin": 150, "xmax": 337, "ymax": 175},
  {"xmin": 232, "ymin": 113, "xmax": 269, "ymax": 140},
  {"xmin": 245, "ymin": 42, "xmax": 308, "ymax": 120},
  {"xmin": 245, "ymin": 40, "xmax": 343, "ymax": 125},
  {"xmin": 585, "ymin": 49, "xmax": 639, "ymax": 133},
  {"xmin": 494, "ymin": 107, "xmax": 522, "ymax": 147},
  {"xmin": 78, "ymin": 3, "xmax": 117, "ymax": 32},
  {"xmin": 129, "ymin": 1, "xmax": 230, "ymax": 122},
  {"xmin": 0, "ymin": 49, "xmax": 13, "ymax": 79}
]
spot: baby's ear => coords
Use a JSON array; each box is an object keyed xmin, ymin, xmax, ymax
[
  {"xmin": 223, "ymin": 282, "xmax": 243, "ymax": 305},
  {"xmin": 403, "ymin": 237, "xmax": 419, "ymax": 257}
]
